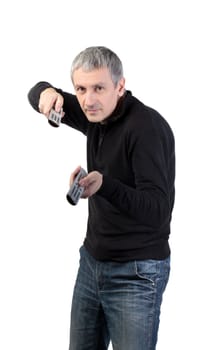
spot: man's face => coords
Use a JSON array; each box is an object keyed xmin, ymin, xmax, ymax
[{"xmin": 72, "ymin": 67, "xmax": 125, "ymax": 123}]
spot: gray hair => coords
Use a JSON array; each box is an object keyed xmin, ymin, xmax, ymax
[{"xmin": 71, "ymin": 46, "xmax": 123, "ymax": 86}]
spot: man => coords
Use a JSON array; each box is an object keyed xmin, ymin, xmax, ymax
[{"xmin": 28, "ymin": 46, "xmax": 175, "ymax": 350}]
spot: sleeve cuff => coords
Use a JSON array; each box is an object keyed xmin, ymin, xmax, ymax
[{"xmin": 97, "ymin": 175, "xmax": 119, "ymax": 199}]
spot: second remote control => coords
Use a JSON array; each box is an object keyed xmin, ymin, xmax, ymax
[{"xmin": 66, "ymin": 168, "xmax": 87, "ymax": 205}]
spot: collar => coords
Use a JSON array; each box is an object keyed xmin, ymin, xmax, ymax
[{"xmin": 100, "ymin": 90, "xmax": 132, "ymax": 125}]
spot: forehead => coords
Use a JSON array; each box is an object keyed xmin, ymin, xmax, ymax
[{"xmin": 73, "ymin": 67, "xmax": 113, "ymax": 86}]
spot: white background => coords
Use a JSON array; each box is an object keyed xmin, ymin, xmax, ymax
[{"xmin": 1, "ymin": 0, "xmax": 221, "ymax": 349}]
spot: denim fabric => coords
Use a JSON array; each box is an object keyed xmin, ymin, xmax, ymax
[{"xmin": 69, "ymin": 246, "xmax": 170, "ymax": 350}]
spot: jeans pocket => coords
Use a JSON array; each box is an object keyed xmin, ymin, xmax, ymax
[{"xmin": 134, "ymin": 260, "xmax": 158, "ymax": 286}]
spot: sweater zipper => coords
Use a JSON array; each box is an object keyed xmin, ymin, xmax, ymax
[{"xmin": 98, "ymin": 125, "xmax": 107, "ymax": 150}]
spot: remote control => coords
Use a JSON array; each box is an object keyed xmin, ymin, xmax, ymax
[
  {"xmin": 66, "ymin": 168, "xmax": 87, "ymax": 205},
  {"xmin": 48, "ymin": 108, "xmax": 63, "ymax": 127}
]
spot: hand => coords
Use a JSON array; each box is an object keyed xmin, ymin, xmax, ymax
[
  {"xmin": 69, "ymin": 167, "xmax": 103, "ymax": 199},
  {"xmin": 38, "ymin": 88, "xmax": 64, "ymax": 117},
  {"xmin": 79, "ymin": 171, "xmax": 103, "ymax": 198}
]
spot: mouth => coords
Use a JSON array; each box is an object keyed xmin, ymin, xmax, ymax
[{"xmin": 86, "ymin": 109, "xmax": 100, "ymax": 114}]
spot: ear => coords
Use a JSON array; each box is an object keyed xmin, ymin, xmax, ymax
[{"xmin": 117, "ymin": 77, "xmax": 126, "ymax": 97}]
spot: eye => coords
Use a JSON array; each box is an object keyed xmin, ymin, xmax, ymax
[
  {"xmin": 75, "ymin": 86, "xmax": 86, "ymax": 94},
  {"xmin": 95, "ymin": 85, "xmax": 104, "ymax": 92}
]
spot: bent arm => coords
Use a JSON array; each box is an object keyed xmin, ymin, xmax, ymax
[
  {"xmin": 97, "ymin": 127, "xmax": 175, "ymax": 229},
  {"xmin": 27, "ymin": 81, "xmax": 89, "ymax": 134}
]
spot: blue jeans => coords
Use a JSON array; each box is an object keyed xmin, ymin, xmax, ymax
[{"xmin": 69, "ymin": 246, "xmax": 170, "ymax": 350}]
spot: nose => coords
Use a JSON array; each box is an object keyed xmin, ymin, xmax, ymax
[{"xmin": 85, "ymin": 91, "xmax": 96, "ymax": 106}]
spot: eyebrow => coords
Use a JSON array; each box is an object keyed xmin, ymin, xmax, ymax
[{"xmin": 74, "ymin": 83, "xmax": 106, "ymax": 89}]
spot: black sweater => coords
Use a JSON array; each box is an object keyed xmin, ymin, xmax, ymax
[{"xmin": 28, "ymin": 82, "xmax": 175, "ymax": 262}]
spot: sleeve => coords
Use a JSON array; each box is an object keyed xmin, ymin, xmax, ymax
[
  {"xmin": 27, "ymin": 81, "xmax": 52, "ymax": 112},
  {"xmin": 27, "ymin": 81, "xmax": 89, "ymax": 134},
  {"xmin": 97, "ymin": 122, "xmax": 175, "ymax": 229}
]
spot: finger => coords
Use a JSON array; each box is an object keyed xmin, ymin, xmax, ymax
[
  {"xmin": 81, "ymin": 188, "xmax": 90, "ymax": 199},
  {"xmin": 69, "ymin": 165, "xmax": 82, "ymax": 187},
  {"xmin": 38, "ymin": 100, "xmax": 54, "ymax": 116},
  {"xmin": 79, "ymin": 174, "xmax": 91, "ymax": 187},
  {"xmin": 38, "ymin": 103, "xmax": 46, "ymax": 114},
  {"xmin": 54, "ymin": 95, "xmax": 64, "ymax": 113}
]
